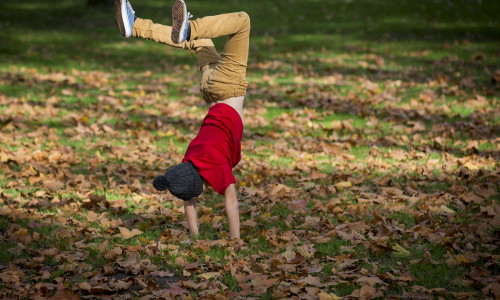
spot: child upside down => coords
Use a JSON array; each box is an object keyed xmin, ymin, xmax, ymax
[{"xmin": 114, "ymin": 0, "xmax": 251, "ymax": 239}]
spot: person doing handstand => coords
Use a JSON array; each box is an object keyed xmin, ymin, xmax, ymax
[{"xmin": 114, "ymin": 0, "xmax": 251, "ymax": 239}]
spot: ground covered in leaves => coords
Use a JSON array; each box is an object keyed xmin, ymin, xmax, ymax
[{"xmin": 0, "ymin": 0, "xmax": 499, "ymax": 299}]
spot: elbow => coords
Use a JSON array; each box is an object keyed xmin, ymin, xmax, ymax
[
  {"xmin": 224, "ymin": 184, "xmax": 238, "ymax": 206},
  {"xmin": 225, "ymin": 193, "xmax": 238, "ymax": 207}
]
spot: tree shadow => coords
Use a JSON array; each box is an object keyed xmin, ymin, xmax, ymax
[{"xmin": 1, "ymin": 0, "xmax": 499, "ymax": 75}]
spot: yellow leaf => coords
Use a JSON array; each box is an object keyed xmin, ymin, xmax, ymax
[
  {"xmin": 463, "ymin": 161, "xmax": 481, "ymax": 170},
  {"xmin": 456, "ymin": 255, "xmax": 468, "ymax": 265},
  {"xmin": 439, "ymin": 205, "xmax": 456, "ymax": 215},
  {"xmin": 261, "ymin": 212, "xmax": 272, "ymax": 219},
  {"xmin": 0, "ymin": 152, "xmax": 9, "ymax": 163},
  {"xmin": 16, "ymin": 228, "xmax": 29, "ymax": 237},
  {"xmin": 199, "ymin": 272, "xmax": 221, "ymax": 280},
  {"xmin": 335, "ymin": 181, "xmax": 352, "ymax": 189},
  {"xmin": 393, "ymin": 243, "xmax": 410, "ymax": 256}
]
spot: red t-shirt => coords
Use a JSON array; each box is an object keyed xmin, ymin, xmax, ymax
[{"xmin": 183, "ymin": 103, "xmax": 243, "ymax": 195}]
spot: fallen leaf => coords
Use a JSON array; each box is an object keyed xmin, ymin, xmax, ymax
[
  {"xmin": 299, "ymin": 275, "xmax": 324, "ymax": 288},
  {"xmin": 118, "ymin": 227, "xmax": 143, "ymax": 240},
  {"xmin": 47, "ymin": 285, "xmax": 80, "ymax": 300},
  {"xmin": 359, "ymin": 285, "xmax": 377, "ymax": 300},
  {"xmin": 197, "ymin": 272, "xmax": 219, "ymax": 280},
  {"xmin": 318, "ymin": 291, "xmax": 341, "ymax": 300},
  {"xmin": 393, "ymin": 243, "xmax": 410, "ymax": 256}
]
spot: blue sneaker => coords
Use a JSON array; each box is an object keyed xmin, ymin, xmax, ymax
[
  {"xmin": 171, "ymin": 0, "xmax": 192, "ymax": 44},
  {"xmin": 114, "ymin": 0, "xmax": 136, "ymax": 37}
]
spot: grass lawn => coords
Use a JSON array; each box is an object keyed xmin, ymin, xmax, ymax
[{"xmin": 0, "ymin": 0, "xmax": 499, "ymax": 299}]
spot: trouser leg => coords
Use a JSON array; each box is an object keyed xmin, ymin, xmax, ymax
[
  {"xmin": 133, "ymin": 18, "xmax": 220, "ymax": 70},
  {"xmin": 189, "ymin": 12, "xmax": 251, "ymax": 102}
]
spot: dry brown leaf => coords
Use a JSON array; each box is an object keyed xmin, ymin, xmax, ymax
[
  {"xmin": 299, "ymin": 275, "xmax": 324, "ymax": 288},
  {"xmin": 104, "ymin": 247, "xmax": 122, "ymax": 260},
  {"xmin": 359, "ymin": 285, "xmax": 377, "ymax": 300},
  {"xmin": 78, "ymin": 282, "xmax": 91, "ymax": 292},
  {"xmin": 86, "ymin": 211, "xmax": 98, "ymax": 222},
  {"xmin": 296, "ymin": 244, "xmax": 315, "ymax": 259},
  {"xmin": 483, "ymin": 282, "xmax": 500, "ymax": 298},
  {"xmin": 181, "ymin": 280, "xmax": 200, "ymax": 289},
  {"xmin": 110, "ymin": 280, "xmax": 133, "ymax": 291},
  {"xmin": 0, "ymin": 270, "xmax": 24, "ymax": 283},
  {"xmin": 41, "ymin": 248, "xmax": 59, "ymax": 257},
  {"xmin": 47, "ymin": 285, "xmax": 80, "ymax": 300},
  {"xmin": 356, "ymin": 276, "xmax": 384, "ymax": 287},
  {"xmin": 118, "ymin": 227, "xmax": 143, "ymax": 240}
]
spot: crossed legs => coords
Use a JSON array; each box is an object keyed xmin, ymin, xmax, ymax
[
  {"xmin": 132, "ymin": 12, "xmax": 251, "ymax": 103},
  {"xmin": 189, "ymin": 12, "xmax": 251, "ymax": 102},
  {"xmin": 133, "ymin": 17, "xmax": 220, "ymax": 72}
]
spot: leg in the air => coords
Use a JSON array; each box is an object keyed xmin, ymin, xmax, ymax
[
  {"xmin": 190, "ymin": 12, "xmax": 251, "ymax": 102},
  {"xmin": 171, "ymin": 0, "xmax": 251, "ymax": 102},
  {"xmin": 132, "ymin": 18, "xmax": 202, "ymax": 51},
  {"xmin": 133, "ymin": 18, "xmax": 220, "ymax": 72},
  {"xmin": 134, "ymin": 18, "xmax": 221, "ymax": 72},
  {"xmin": 114, "ymin": 0, "xmax": 220, "ymax": 72},
  {"xmin": 172, "ymin": 7, "xmax": 250, "ymax": 70},
  {"xmin": 189, "ymin": 12, "xmax": 251, "ymax": 71}
]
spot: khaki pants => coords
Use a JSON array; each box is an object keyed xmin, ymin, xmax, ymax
[{"xmin": 133, "ymin": 12, "xmax": 250, "ymax": 103}]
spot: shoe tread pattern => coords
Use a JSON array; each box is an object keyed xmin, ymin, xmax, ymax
[
  {"xmin": 114, "ymin": 0, "xmax": 126, "ymax": 37},
  {"xmin": 171, "ymin": 0, "xmax": 185, "ymax": 43}
]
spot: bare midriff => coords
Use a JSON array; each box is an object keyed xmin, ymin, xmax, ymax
[{"xmin": 212, "ymin": 95, "xmax": 244, "ymax": 124}]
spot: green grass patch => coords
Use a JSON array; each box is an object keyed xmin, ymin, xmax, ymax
[{"xmin": 0, "ymin": 0, "xmax": 498, "ymax": 298}]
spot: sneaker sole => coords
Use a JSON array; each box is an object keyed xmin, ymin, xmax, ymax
[
  {"xmin": 114, "ymin": 0, "xmax": 131, "ymax": 37},
  {"xmin": 171, "ymin": 0, "xmax": 187, "ymax": 44},
  {"xmin": 114, "ymin": 0, "xmax": 125, "ymax": 37}
]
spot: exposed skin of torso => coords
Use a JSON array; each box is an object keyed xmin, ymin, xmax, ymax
[{"xmin": 212, "ymin": 95, "xmax": 244, "ymax": 124}]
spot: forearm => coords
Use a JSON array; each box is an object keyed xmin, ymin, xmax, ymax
[
  {"xmin": 184, "ymin": 199, "xmax": 199, "ymax": 236},
  {"xmin": 224, "ymin": 184, "xmax": 240, "ymax": 239}
]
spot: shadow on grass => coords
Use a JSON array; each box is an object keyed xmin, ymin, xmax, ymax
[{"xmin": 1, "ymin": 0, "xmax": 499, "ymax": 75}]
